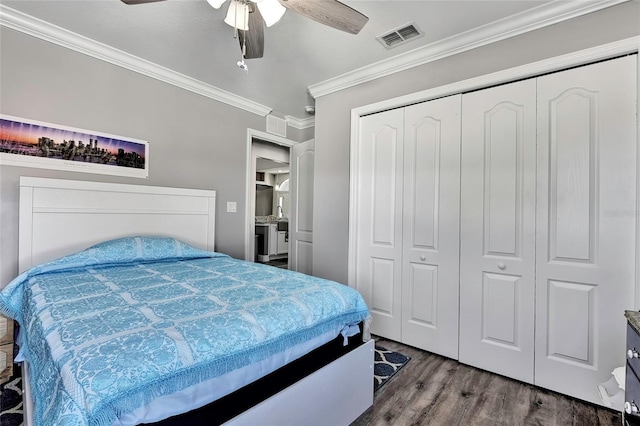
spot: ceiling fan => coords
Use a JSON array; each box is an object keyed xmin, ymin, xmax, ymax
[{"xmin": 120, "ymin": 0, "xmax": 369, "ymax": 61}]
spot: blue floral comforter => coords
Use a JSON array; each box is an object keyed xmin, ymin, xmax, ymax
[{"xmin": 0, "ymin": 236, "xmax": 369, "ymax": 426}]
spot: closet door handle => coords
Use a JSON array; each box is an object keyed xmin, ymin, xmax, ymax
[
  {"xmin": 419, "ymin": 255, "xmax": 426, "ymax": 261},
  {"xmin": 498, "ymin": 263, "xmax": 506, "ymax": 270}
]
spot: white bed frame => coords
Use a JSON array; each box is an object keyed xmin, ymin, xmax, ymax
[{"xmin": 17, "ymin": 176, "xmax": 373, "ymax": 426}]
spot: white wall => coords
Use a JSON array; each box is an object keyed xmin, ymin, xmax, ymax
[{"xmin": 311, "ymin": 1, "xmax": 640, "ymax": 284}]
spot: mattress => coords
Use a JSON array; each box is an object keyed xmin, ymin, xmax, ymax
[{"xmin": 0, "ymin": 236, "xmax": 370, "ymax": 426}]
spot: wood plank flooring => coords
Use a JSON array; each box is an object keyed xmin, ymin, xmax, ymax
[{"xmin": 352, "ymin": 336, "xmax": 622, "ymax": 426}]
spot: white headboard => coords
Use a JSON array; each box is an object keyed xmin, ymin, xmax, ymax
[{"xmin": 19, "ymin": 177, "xmax": 216, "ymax": 272}]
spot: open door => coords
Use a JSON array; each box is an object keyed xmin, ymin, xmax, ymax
[{"xmin": 289, "ymin": 139, "xmax": 314, "ymax": 274}]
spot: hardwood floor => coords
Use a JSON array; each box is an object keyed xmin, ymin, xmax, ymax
[{"xmin": 353, "ymin": 336, "xmax": 622, "ymax": 426}]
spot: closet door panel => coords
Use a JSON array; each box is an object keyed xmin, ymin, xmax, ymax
[
  {"xmin": 402, "ymin": 95, "xmax": 461, "ymax": 359},
  {"xmin": 355, "ymin": 109, "xmax": 405, "ymax": 340},
  {"xmin": 550, "ymin": 91, "xmax": 594, "ymax": 261},
  {"xmin": 546, "ymin": 280, "xmax": 594, "ymax": 363},
  {"xmin": 482, "ymin": 272, "xmax": 520, "ymax": 345},
  {"xmin": 485, "ymin": 107, "xmax": 520, "ymax": 256},
  {"xmin": 407, "ymin": 263, "xmax": 437, "ymax": 325},
  {"xmin": 459, "ymin": 79, "xmax": 537, "ymax": 383},
  {"xmin": 535, "ymin": 55, "xmax": 637, "ymax": 406}
]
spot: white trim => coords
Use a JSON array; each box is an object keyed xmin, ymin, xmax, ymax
[
  {"xmin": 244, "ymin": 129, "xmax": 297, "ymax": 262},
  {"xmin": 636, "ymin": 50, "xmax": 640, "ymax": 310},
  {"xmin": 249, "ymin": 129, "xmax": 299, "ymax": 147},
  {"xmin": 285, "ymin": 115, "xmax": 315, "ymax": 130},
  {"xmin": 348, "ymin": 37, "xmax": 640, "ymax": 289},
  {"xmin": 19, "ymin": 176, "xmax": 215, "ymax": 197},
  {"xmin": 0, "ymin": 5, "xmax": 272, "ymax": 117},
  {"xmin": 310, "ymin": 0, "xmax": 630, "ymax": 98},
  {"xmin": 351, "ymin": 37, "xmax": 639, "ymax": 118},
  {"xmin": 347, "ymin": 112, "xmax": 361, "ymax": 289}
]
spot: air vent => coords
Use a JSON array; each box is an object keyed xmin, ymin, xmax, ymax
[
  {"xmin": 266, "ymin": 115, "xmax": 287, "ymax": 138},
  {"xmin": 377, "ymin": 23, "xmax": 423, "ymax": 49}
]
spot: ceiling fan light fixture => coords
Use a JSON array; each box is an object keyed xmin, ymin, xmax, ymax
[
  {"xmin": 224, "ymin": 0, "xmax": 250, "ymax": 31},
  {"xmin": 206, "ymin": 0, "xmax": 227, "ymax": 9},
  {"xmin": 255, "ymin": 0, "xmax": 286, "ymax": 27}
]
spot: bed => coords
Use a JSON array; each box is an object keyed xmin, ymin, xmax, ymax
[{"xmin": 1, "ymin": 176, "xmax": 374, "ymax": 426}]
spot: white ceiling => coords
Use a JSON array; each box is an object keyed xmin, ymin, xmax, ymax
[
  {"xmin": 257, "ymin": 157, "xmax": 289, "ymax": 173},
  {"xmin": 0, "ymin": 0, "xmax": 618, "ymax": 121}
]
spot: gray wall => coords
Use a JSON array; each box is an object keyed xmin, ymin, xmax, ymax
[
  {"xmin": 311, "ymin": 2, "xmax": 640, "ymax": 284},
  {"xmin": 287, "ymin": 126, "xmax": 315, "ymax": 143},
  {"xmin": 0, "ymin": 27, "xmax": 308, "ymax": 287}
]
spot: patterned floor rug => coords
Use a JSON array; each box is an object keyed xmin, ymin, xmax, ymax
[
  {"xmin": 0, "ymin": 365, "xmax": 23, "ymax": 426},
  {"xmin": 374, "ymin": 345, "xmax": 411, "ymax": 392}
]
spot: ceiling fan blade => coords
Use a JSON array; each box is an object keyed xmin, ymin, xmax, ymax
[
  {"xmin": 238, "ymin": 4, "xmax": 265, "ymax": 59},
  {"xmin": 121, "ymin": 0, "xmax": 167, "ymax": 4},
  {"xmin": 278, "ymin": 0, "xmax": 368, "ymax": 35}
]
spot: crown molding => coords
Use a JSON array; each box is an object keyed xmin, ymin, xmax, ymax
[
  {"xmin": 285, "ymin": 115, "xmax": 315, "ymax": 130},
  {"xmin": 351, "ymin": 36, "xmax": 639, "ymax": 117},
  {"xmin": 308, "ymin": 0, "xmax": 630, "ymax": 98},
  {"xmin": 0, "ymin": 5, "xmax": 273, "ymax": 117}
]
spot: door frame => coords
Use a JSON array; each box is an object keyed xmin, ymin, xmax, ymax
[
  {"xmin": 348, "ymin": 37, "xmax": 640, "ymax": 307},
  {"xmin": 244, "ymin": 129, "xmax": 298, "ymax": 262}
]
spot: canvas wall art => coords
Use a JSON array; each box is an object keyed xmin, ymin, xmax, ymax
[{"xmin": 0, "ymin": 114, "xmax": 148, "ymax": 178}]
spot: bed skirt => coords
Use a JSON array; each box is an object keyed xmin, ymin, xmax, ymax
[{"xmin": 145, "ymin": 323, "xmax": 367, "ymax": 425}]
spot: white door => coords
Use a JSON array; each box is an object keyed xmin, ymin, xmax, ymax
[
  {"xmin": 289, "ymin": 139, "xmax": 315, "ymax": 275},
  {"xmin": 401, "ymin": 95, "xmax": 461, "ymax": 359},
  {"xmin": 535, "ymin": 56, "xmax": 637, "ymax": 406},
  {"xmin": 355, "ymin": 109, "xmax": 405, "ymax": 340},
  {"xmin": 459, "ymin": 79, "xmax": 537, "ymax": 383}
]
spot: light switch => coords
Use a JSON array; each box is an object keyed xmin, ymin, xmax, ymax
[{"xmin": 227, "ymin": 202, "xmax": 237, "ymax": 213}]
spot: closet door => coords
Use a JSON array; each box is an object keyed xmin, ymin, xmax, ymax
[
  {"xmin": 459, "ymin": 79, "xmax": 537, "ymax": 383},
  {"xmin": 355, "ymin": 109, "xmax": 405, "ymax": 340},
  {"xmin": 401, "ymin": 95, "xmax": 461, "ymax": 359},
  {"xmin": 535, "ymin": 55, "xmax": 637, "ymax": 405}
]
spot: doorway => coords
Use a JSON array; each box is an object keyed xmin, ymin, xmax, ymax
[
  {"xmin": 255, "ymin": 156, "xmax": 290, "ymax": 268},
  {"xmin": 244, "ymin": 129, "xmax": 295, "ymax": 268}
]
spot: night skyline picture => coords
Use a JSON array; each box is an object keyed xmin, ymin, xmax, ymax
[{"xmin": 0, "ymin": 115, "xmax": 148, "ymax": 178}]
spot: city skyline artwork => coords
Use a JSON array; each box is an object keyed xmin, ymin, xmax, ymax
[{"xmin": 0, "ymin": 114, "xmax": 148, "ymax": 178}]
